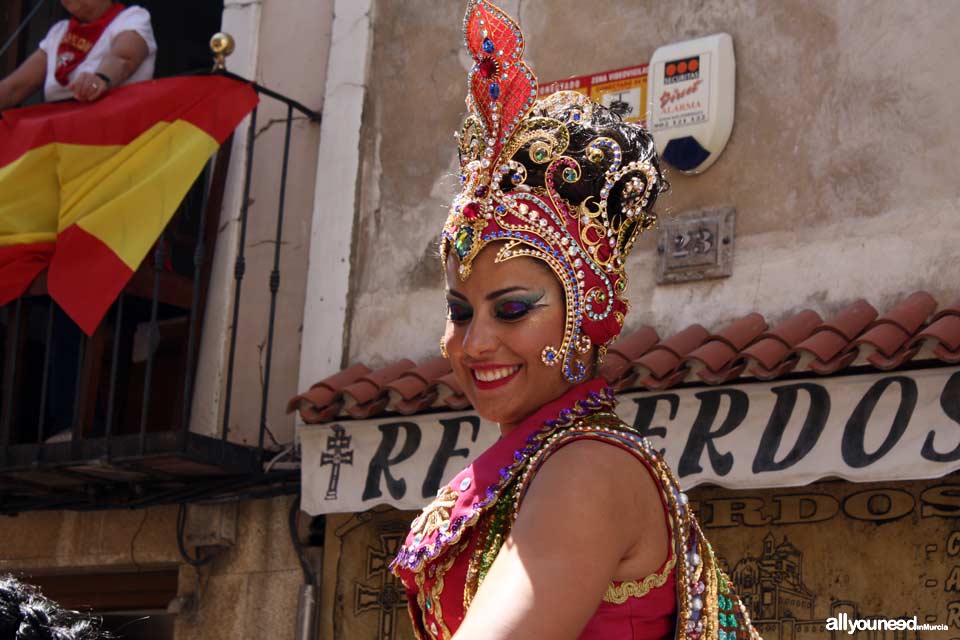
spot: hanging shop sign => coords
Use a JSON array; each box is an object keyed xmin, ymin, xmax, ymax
[
  {"xmin": 299, "ymin": 366, "xmax": 960, "ymax": 515},
  {"xmin": 315, "ymin": 475, "xmax": 960, "ymax": 640},
  {"xmin": 538, "ymin": 63, "xmax": 649, "ymax": 125}
]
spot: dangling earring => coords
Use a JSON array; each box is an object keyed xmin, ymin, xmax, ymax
[{"xmin": 440, "ymin": 336, "xmax": 449, "ymax": 359}]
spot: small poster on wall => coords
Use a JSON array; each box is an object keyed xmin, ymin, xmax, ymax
[{"xmin": 538, "ymin": 63, "xmax": 649, "ymax": 126}]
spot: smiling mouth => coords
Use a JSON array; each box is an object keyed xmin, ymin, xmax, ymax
[{"xmin": 471, "ymin": 365, "xmax": 521, "ymax": 389}]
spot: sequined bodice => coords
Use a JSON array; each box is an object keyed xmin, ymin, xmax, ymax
[{"xmin": 389, "ymin": 380, "xmax": 763, "ymax": 640}]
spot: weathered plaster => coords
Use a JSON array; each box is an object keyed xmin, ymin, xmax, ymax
[{"xmin": 345, "ymin": 0, "xmax": 960, "ymax": 368}]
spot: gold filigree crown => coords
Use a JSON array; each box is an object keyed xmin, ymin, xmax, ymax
[{"xmin": 441, "ymin": 0, "xmax": 666, "ymax": 382}]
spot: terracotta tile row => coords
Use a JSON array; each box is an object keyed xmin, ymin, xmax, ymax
[{"xmin": 288, "ymin": 291, "xmax": 960, "ymax": 424}]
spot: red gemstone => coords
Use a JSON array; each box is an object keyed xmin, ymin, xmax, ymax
[
  {"xmin": 478, "ymin": 58, "xmax": 497, "ymax": 79},
  {"xmin": 463, "ymin": 202, "xmax": 480, "ymax": 220}
]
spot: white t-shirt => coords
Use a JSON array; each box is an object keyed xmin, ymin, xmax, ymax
[{"xmin": 38, "ymin": 6, "xmax": 157, "ymax": 102}]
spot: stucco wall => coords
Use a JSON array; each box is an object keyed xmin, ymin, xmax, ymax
[{"xmin": 347, "ymin": 0, "xmax": 960, "ymax": 367}]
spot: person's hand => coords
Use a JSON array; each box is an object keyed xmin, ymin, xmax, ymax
[{"xmin": 68, "ymin": 72, "xmax": 109, "ymax": 102}]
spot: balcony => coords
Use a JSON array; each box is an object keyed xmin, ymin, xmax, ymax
[{"xmin": 0, "ymin": 72, "xmax": 319, "ymax": 514}]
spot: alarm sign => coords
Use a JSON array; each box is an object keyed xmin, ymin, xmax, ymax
[{"xmin": 647, "ymin": 34, "xmax": 735, "ymax": 174}]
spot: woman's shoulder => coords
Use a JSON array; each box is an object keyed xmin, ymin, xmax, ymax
[
  {"xmin": 109, "ymin": 6, "xmax": 157, "ymax": 49},
  {"xmin": 517, "ymin": 419, "xmax": 673, "ymax": 509},
  {"xmin": 112, "ymin": 6, "xmax": 154, "ymax": 31},
  {"xmin": 39, "ymin": 19, "xmax": 69, "ymax": 49}
]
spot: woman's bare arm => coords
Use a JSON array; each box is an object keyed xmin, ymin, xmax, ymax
[
  {"xmin": 0, "ymin": 50, "xmax": 46, "ymax": 110},
  {"xmin": 452, "ymin": 440, "xmax": 659, "ymax": 640},
  {"xmin": 70, "ymin": 31, "xmax": 149, "ymax": 102}
]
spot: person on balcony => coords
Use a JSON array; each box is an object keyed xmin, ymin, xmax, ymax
[{"xmin": 0, "ymin": 1, "xmax": 156, "ymax": 111}]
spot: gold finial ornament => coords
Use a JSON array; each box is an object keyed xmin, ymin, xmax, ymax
[{"xmin": 210, "ymin": 32, "xmax": 235, "ymax": 71}]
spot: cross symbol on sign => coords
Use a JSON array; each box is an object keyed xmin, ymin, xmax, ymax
[
  {"xmin": 355, "ymin": 532, "xmax": 408, "ymax": 640},
  {"xmin": 320, "ymin": 425, "xmax": 353, "ymax": 500}
]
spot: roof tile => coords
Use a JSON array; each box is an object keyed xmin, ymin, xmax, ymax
[
  {"xmin": 874, "ymin": 290, "xmax": 937, "ymax": 334},
  {"xmin": 436, "ymin": 372, "xmax": 470, "ymax": 410},
  {"xmin": 634, "ymin": 324, "xmax": 709, "ymax": 380},
  {"xmin": 600, "ymin": 326, "xmax": 659, "ymax": 390},
  {"xmin": 286, "ymin": 362, "xmax": 371, "ymax": 424},
  {"xmin": 342, "ymin": 359, "xmax": 416, "ymax": 418},
  {"xmin": 686, "ymin": 314, "xmax": 767, "ymax": 374},
  {"xmin": 856, "ymin": 323, "xmax": 911, "ymax": 358},
  {"xmin": 821, "ymin": 299, "xmax": 878, "ymax": 340}
]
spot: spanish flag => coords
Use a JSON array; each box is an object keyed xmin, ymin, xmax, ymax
[{"xmin": 0, "ymin": 75, "xmax": 257, "ymax": 334}]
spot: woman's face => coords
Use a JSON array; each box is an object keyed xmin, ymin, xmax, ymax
[
  {"xmin": 444, "ymin": 244, "xmax": 577, "ymax": 431},
  {"xmin": 61, "ymin": 0, "xmax": 113, "ymax": 22}
]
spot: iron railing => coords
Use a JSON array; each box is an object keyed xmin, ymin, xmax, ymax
[{"xmin": 0, "ymin": 72, "xmax": 319, "ymax": 513}]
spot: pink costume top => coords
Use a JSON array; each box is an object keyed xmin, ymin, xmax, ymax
[{"xmin": 390, "ymin": 379, "xmax": 763, "ymax": 640}]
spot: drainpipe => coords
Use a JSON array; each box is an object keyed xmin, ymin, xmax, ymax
[{"xmin": 290, "ymin": 494, "xmax": 319, "ymax": 640}]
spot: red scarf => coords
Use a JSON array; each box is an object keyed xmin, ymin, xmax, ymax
[{"xmin": 55, "ymin": 3, "xmax": 125, "ymax": 86}]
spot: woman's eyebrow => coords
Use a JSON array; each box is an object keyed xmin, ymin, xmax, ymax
[
  {"xmin": 446, "ymin": 286, "xmax": 531, "ymax": 301},
  {"xmin": 486, "ymin": 286, "xmax": 530, "ymax": 300}
]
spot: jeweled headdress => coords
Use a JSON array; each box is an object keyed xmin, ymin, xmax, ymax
[{"xmin": 442, "ymin": 0, "xmax": 667, "ymax": 383}]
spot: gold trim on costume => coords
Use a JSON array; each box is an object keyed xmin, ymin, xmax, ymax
[{"xmin": 602, "ymin": 552, "xmax": 677, "ymax": 604}]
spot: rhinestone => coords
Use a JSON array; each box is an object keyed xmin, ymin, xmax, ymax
[
  {"xmin": 454, "ymin": 226, "xmax": 474, "ymax": 259},
  {"xmin": 482, "ymin": 38, "xmax": 495, "ymax": 54},
  {"xmin": 478, "ymin": 57, "xmax": 496, "ymax": 79},
  {"xmin": 459, "ymin": 477, "xmax": 472, "ymax": 491}
]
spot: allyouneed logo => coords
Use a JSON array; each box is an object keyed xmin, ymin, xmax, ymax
[{"xmin": 826, "ymin": 613, "xmax": 948, "ymax": 634}]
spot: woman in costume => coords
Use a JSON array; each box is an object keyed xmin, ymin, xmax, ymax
[
  {"xmin": 390, "ymin": 2, "xmax": 763, "ymax": 639},
  {"xmin": 0, "ymin": 0, "xmax": 156, "ymax": 110}
]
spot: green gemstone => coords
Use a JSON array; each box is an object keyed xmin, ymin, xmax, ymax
[
  {"xmin": 533, "ymin": 148, "xmax": 548, "ymax": 161},
  {"xmin": 454, "ymin": 226, "xmax": 474, "ymax": 259},
  {"xmin": 425, "ymin": 598, "xmax": 432, "ymax": 610},
  {"xmin": 563, "ymin": 167, "xmax": 577, "ymax": 182}
]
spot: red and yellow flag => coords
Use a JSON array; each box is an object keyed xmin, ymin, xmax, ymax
[{"xmin": 0, "ymin": 75, "xmax": 258, "ymax": 334}]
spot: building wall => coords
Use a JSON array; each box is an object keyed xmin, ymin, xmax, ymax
[
  {"xmin": 346, "ymin": 0, "xmax": 960, "ymax": 367},
  {"xmin": 0, "ymin": 497, "xmax": 310, "ymax": 640}
]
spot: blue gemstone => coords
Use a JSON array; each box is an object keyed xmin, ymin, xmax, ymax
[
  {"xmin": 489, "ymin": 83, "xmax": 501, "ymax": 100},
  {"xmin": 573, "ymin": 113, "xmax": 581, "ymax": 121},
  {"xmin": 496, "ymin": 205, "xmax": 506, "ymax": 213},
  {"xmin": 482, "ymin": 38, "xmax": 495, "ymax": 54}
]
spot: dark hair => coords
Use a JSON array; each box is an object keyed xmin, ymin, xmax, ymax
[
  {"xmin": 502, "ymin": 97, "xmax": 667, "ymax": 238},
  {"xmin": 0, "ymin": 576, "xmax": 108, "ymax": 640}
]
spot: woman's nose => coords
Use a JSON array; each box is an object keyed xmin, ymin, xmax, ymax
[{"xmin": 461, "ymin": 314, "xmax": 498, "ymax": 359}]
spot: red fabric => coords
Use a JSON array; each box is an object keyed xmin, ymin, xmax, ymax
[
  {"xmin": 47, "ymin": 225, "xmax": 132, "ymax": 336},
  {"xmin": 0, "ymin": 75, "xmax": 258, "ymax": 162},
  {"xmin": 0, "ymin": 242, "xmax": 55, "ymax": 305},
  {"xmin": 54, "ymin": 3, "xmax": 125, "ymax": 86}
]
